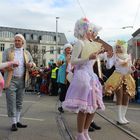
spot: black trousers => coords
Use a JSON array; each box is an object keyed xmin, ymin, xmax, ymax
[
  {"xmin": 59, "ymin": 82, "xmax": 69, "ymax": 102},
  {"xmin": 51, "ymin": 79, "xmax": 58, "ymax": 96}
]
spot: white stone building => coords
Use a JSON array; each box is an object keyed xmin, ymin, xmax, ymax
[{"xmin": 0, "ymin": 26, "xmax": 67, "ymax": 66}]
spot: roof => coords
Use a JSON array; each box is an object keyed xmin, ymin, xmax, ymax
[
  {"xmin": 132, "ymin": 28, "xmax": 140, "ymax": 37},
  {"xmin": 0, "ymin": 26, "xmax": 67, "ymax": 45}
]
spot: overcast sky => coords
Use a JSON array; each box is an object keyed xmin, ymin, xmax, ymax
[{"xmin": 0, "ymin": 0, "xmax": 140, "ymax": 45}]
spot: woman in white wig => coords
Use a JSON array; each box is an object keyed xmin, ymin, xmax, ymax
[
  {"xmin": 63, "ymin": 18, "xmax": 105, "ymax": 140},
  {"xmin": 105, "ymin": 40, "xmax": 135, "ymax": 125}
]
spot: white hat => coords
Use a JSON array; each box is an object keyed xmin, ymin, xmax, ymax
[
  {"xmin": 63, "ymin": 43, "xmax": 73, "ymax": 51},
  {"xmin": 92, "ymin": 24, "xmax": 102, "ymax": 34}
]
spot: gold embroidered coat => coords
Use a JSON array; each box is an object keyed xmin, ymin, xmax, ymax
[{"xmin": 2, "ymin": 47, "xmax": 35, "ymax": 88}]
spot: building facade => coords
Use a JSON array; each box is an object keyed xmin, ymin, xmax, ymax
[
  {"xmin": 128, "ymin": 28, "xmax": 140, "ymax": 60},
  {"xmin": 0, "ymin": 26, "xmax": 67, "ymax": 66}
]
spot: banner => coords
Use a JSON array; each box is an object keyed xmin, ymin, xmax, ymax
[{"xmin": 134, "ymin": 40, "xmax": 140, "ymax": 47}]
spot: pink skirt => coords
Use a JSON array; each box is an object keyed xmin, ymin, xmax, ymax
[{"xmin": 62, "ymin": 69, "xmax": 105, "ymax": 114}]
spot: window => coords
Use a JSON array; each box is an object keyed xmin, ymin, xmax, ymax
[
  {"xmin": 42, "ymin": 35, "xmax": 53, "ymax": 42},
  {"xmin": 25, "ymin": 34, "xmax": 30, "ymax": 40},
  {"xmin": 54, "ymin": 35, "xmax": 60, "ymax": 42},
  {"xmin": 0, "ymin": 44, "xmax": 5, "ymax": 52},
  {"xmin": 50, "ymin": 46, "xmax": 54, "ymax": 54},
  {"xmin": 57, "ymin": 47, "xmax": 61, "ymax": 54},
  {"xmin": 58, "ymin": 36, "xmax": 60, "ymax": 42},
  {"xmin": 42, "ymin": 46, "xmax": 46, "ymax": 54},
  {"xmin": 10, "ymin": 44, "xmax": 14, "ymax": 48},
  {"xmin": 34, "ymin": 45, "xmax": 38, "ymax": 53},
  {"xmin": 50, "ymin": 36, "xmax": 53, "ymax": 42},
  {"xmin": 39, "ymin": 36, "xmax": 42, "ymax": 40},
  {"xmin": 42, "ymin": 35, "xmax": 47, "ymax": 41},
  {"xmin": 54, "ymin": 36, "xmax": 56, "ymax": 41},
  {"xmin": 0, "ymin": 31, "xmax": 14, "ymax": 38},
  {"xmin": 32, "ymin": 34, "xmax": 38, "ymax": 41}
]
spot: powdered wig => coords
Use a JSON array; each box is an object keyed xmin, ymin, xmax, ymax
[
  {"xmin": 63, "ymin": 43, "xmax": 73, "ymax": 53},
  {"xmin": 74, "ymin": 18, "xmax": 93, "ymax": 39},
  {"xmin": 114, "ymin": 40, "xmax": 128, "ymax": 54},
  {"xmin": 14, "ymin": 34, "xmax": 26, "ymax": 47}
]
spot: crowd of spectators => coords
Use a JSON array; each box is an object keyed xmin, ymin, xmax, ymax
[{"xmin": 26, "ymin": 58, "xmax": 140, "ymax": 103}]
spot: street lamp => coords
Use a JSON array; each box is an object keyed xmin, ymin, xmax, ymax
[
  {"xmin": 55, "ymin": 17, "xmax": 59, "ymax": 62},
  {"xmin": 104, "ymin": 26, "xmax": 133, "ymax": 30},
  {"xmin": 121, "ymin": 26, "xmax": 133, "ymax": 29}
]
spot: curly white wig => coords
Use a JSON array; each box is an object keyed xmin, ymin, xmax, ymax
[
  {"xmin": 15, "ymin": 34, "xmax": 26, "ymax": 44},
  {"xmin": 74, "ymin": 18, "xmax": 93, "ymax": 39},
  {"xmin": 63, "ymin": 43, "xmax": 73, "ymax": 53}
]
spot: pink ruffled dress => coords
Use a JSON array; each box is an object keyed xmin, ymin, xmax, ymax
[{"xmin": 63, "ymin": 60, "xmax": 105, "ymax": 113}]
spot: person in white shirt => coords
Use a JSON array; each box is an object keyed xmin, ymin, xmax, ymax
[
  {"xmin": 104, "ymin": 40, "xmax": 135, "ymax": 125},
  {"xmin": 3, "ymin": 34, "xmax": 36, "ymax": 131}
]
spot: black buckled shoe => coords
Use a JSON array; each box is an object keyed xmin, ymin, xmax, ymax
[
  {"xmin": 17, "ymin": 122, "xmax": 27, "ymax": 128},
  {"xmin": 58, "ymin": 107, "xmax": 64, "ymax": 113},
  {"xmin": 90, "ymin": 122, "xmax": 101, "ymax": 130},
  {"xmin": 11, "ymin": 124, "xmax": 18, "ymax": 131},
  {"xmin": 88, "ymin": 126, "xmax": 95, "ymax": 132}
]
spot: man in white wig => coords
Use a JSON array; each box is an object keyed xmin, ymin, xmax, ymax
[{"xmin": 3, "ymin": 34, "xmax": 36, "ymax": 131}]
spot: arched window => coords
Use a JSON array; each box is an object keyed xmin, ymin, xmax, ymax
[
  {"xmin": 0, "ymin": 31, "xmax": 14, "ymax": 39},
  {"xmin": 42, "ymin": 35, "xmax": 53, "ymax": 42},
  {"xmin": 0, "ymin": 44, "xmax": 5, "ymax": 51}
]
